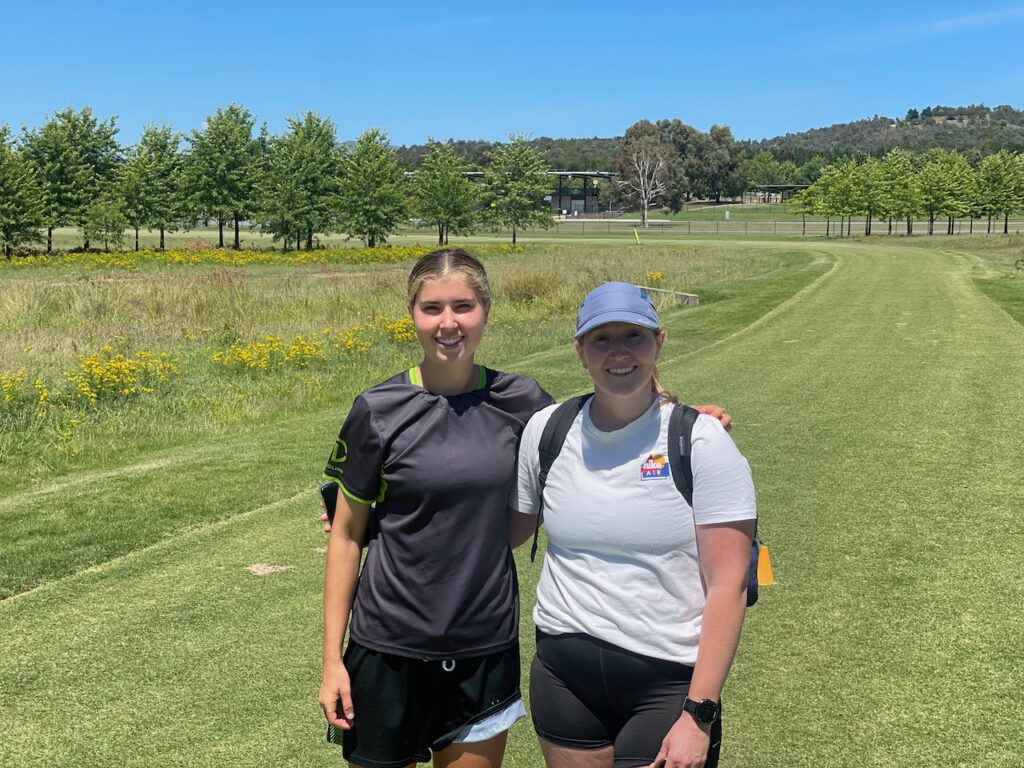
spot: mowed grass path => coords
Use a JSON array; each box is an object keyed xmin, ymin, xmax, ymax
[{"xmin": 2, "ymin": 240, "xmax": 1022, "ymax": 767}]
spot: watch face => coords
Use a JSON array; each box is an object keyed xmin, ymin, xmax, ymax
[{"xmin": 695, "ymin": 700, "xmax": 718, "ymax": 723}]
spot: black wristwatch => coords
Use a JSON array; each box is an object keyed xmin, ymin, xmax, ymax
[{"xmin": 682, "ymin": 697, "xmax": 720, "ymax": 725}]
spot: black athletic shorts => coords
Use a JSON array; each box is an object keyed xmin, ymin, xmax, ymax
[
  {"xmin": 334, "ymin": 639, "xmax": 521, "ymax": 768},
  {"xmin": 530, "ymin": 630, "xmax": 722, "ymax": 768}
]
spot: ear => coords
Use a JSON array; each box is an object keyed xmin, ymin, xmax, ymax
[
  {"xmin": 573, "ymin": 338, "xmax": 588, "ymax": 370},
  {"xmin": 482, "ymin": 301, "xmax": 491, "ymax": 324},
  {"xmin": 654, "ymin": 328, "xmax": 666, "ymax": 360},
  {"xmin": 407, "ymin": 301, "xmax": 415, "ymax": 319}
]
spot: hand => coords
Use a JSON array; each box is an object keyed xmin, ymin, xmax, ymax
[
  {"xmin": 694, "ymin": 404, "xmax": 731, "ymax": 432},
  {"xmin": 319, "ymin": 495, "xmax": 332, "ymax": 533},
  {"xmin": 648, "ymin": 714, "xmax": 710, "ymax": 768},
  {"xmin": 319, "ymin": 659, "xmax": 354, "ymax": 730}
]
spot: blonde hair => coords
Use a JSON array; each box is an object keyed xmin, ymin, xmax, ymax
[
  {"xmin": 652, "ymin": 366, "xmax": 679, "ymax": 405},
  {"xmin": 407, "ymin": 248, "xmax": 492, "ymax": 308}
]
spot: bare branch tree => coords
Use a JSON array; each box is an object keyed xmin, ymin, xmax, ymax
[{"xmin": 619, "ymin": 139, "xmax": 670, "ymax": 227}]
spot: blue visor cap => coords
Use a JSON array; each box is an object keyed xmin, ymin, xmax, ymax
[{"xmin": 575, "ymin": 282, "xmax": 660, "ymax": 338}]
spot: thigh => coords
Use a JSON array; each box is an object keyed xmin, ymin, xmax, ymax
[
  {"xmin": 529, "ymin": 642, "xmax": 610, "ymax": 750},
  {"xmin": 614, "ymin": 697, "xmax": 723, "ymax": 768},
  {"xmin": 538, "ymin": 736, "xmax": 614, "ymax": 768},
  {"xmin": 433, "ymin": 732, "xmax": 508, "ymax": 768}
]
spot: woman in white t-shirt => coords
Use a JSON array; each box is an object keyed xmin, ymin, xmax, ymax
[{"xmin": 510, "ymin": 282, "xmax": 756, "ymax": 768}]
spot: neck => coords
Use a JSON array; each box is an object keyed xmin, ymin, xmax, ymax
[
  {"xmin": 589, "ymin": 387, "xmax": 658, "ymax": 431},
  {"xmin": 418, "ymin": 359, "xmax": 478, "ymax": 395}
]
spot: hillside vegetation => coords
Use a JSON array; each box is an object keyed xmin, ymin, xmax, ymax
[{"xmin": 752, "ymin": 104, "xmax": 1024, "ymax": 163}]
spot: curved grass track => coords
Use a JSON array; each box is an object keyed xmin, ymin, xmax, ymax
[
  {"xmin": 1, "ymin": 240, "xmax": 1022, "ymax": 767},
  {"xmin": 673, "ymin": 241, "xmax": 1024, "ymax": 767}
]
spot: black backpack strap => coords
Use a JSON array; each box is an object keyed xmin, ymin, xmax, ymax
[
  {"xmin": 530, "ymin": 394, "xmax": 592, "ymax": 562},
  {"xmin": 669, "ymin": 404, "xmax": 761, "ymax": 607},
  {"xmin": 667, "ymin": 403, "xmax": 700, "ymax": 507}
]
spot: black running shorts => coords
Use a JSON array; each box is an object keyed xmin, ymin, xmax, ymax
[
  {"xmin": 334, "ymin": 639, "xmax": 521, "ymax": 768},
  {"xmin": 530, "ymin": 631, "xmax": 722, "ymax": 768}
]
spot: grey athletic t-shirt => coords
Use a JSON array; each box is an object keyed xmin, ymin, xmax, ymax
[{"xmin": 325, "ymin": 366, "xmax": 553, "ymax": 659}]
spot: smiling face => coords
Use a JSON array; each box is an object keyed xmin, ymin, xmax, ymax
[
  {"xmin": 574, "ymin": 322, "xmax": 665, "ymax": 399},
  {"xmin": 409, "ymin": 274, "xmax": 489, "ymax": 368}
]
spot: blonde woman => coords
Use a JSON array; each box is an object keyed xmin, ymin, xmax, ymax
[{"xmin": 510, "ymin": 283, "xmax": 755, "ymax": 768}]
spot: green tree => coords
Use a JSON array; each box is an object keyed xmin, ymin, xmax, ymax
[
  {"xmin": 119, "ymin": 125, "xmax": 182, "ymax": 250},
  {"xmin": 975, "ymin": 151, "xmax": 1018, "ymax": 234},
  {"xmin": 853, "ymin": 157, "xmax": 886, "ymax": 235},
  {"xmin": 789, "ymin": 184, "xmax": 821, "ymax": 236},
  {"xmin": 482, "ymin": 135, "xmax": 552, "ymax": 244},
  {"xmin": 880, "ymin": 149, "xmax": 920, "ymax": 235},
  {"xmin": 693, "ymin": 125, "xmax": 747, "ymax": 202},
  {"xmin": 748, "ymin": 150, "xmax": 796, "ymax": 188},
  {"xmin": 21, "ymin": 107, "xmax": 120, "ymax": 251},
  {"xmin": 0, "ymin": 126, "xmax": 46, "ymax": 258},
  {"xmin": 185, "ymin": 104, "xmax": 259, "ymax": 249},
  {"xmin": 82, "ymin": 197, "xmax": 127, "ymax": 252},
  {"xmin": 336, "ymin": 128, "xmax": 407, "ymax": 248},
  {"xmin": 915, "ymin": 149, "xmax": 969, "ymax": 235},
  {"xmin": 653, "ymin": 118, "xmax": 699, "ymax": 209},
  {"xmin": 1010, "ymin": 153, "xmax": 1024, "ymax": 234},
  {"xmin": 813, "ymin": 159, "xmax": 859, "ymax": 237},
  {"xmin": 413, "ymin": 140, "xmax": 479, "ymax": 245},
  {"xmin": 258, "ymin": 112, "xmax": 341, "ymax": 251}
]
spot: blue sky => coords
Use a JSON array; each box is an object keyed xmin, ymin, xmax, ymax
[{"xmin": 3, "ymin": 1, "xmax": 1023, "ymax": 147}]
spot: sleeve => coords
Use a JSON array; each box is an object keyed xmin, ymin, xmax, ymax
[
  {"xmin": 507, "ymin": 406, "xmax": 553, "ymax": 515},
  {"xmin": 323, "ymin": 395, "xmax": 385, "ymax": 505},
  {"xmin": 689, "ymin": 414, "xmax": 757, "ymax": 525}
]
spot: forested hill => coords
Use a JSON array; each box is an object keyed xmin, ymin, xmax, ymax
[
  {"xmin": 395, "ymin": 136, "xmax": 622, "ymax": 171},
  {"xmin": 752, "ymin": 105, "xmax": 1024, "ymax": 163},
  {"xmin": 396, "ymin": 105, "xmax": 1024, "ymax": 170}
]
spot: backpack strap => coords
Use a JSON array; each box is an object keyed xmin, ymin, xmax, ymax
[
  {"xmin": 667, "ymin": 403, "xmax": 700, "ymax": 507},
  {"xmin": 669, "ymin": 404, "xmax": 762, "ymax": 607},
  {"xmin": 530, "ymin": 394, "xmax": 592, "ymax": 562}
]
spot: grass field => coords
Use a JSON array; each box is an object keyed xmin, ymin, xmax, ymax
[{"xmin": 1, "ymin": 235, "xmax": 1023, "ymax": 767}]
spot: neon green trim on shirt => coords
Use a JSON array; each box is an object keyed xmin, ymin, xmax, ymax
[
  {"xmin": 409, "ymin": 365, "xmax": 484, "ymax": 391},
  {"xmin": 322, "ymin": 474, "xmax": 375, "ymax": 506}
]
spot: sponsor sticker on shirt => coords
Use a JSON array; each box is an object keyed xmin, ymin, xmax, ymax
[{"xmin": 640, "ymin": 453, "xmax": 670, "ymax": 480}]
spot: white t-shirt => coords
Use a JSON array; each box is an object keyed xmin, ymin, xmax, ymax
[{"xmin": 511, "ymin": 397, "xmax": 756, "ymax": 665}]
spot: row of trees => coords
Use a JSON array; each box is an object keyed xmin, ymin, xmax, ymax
[
  {"xmin": 792, "ymin": 148, "xmax": 1024, "ymax": 236},
  {"xmin": 0, "ymin": 106, "xmax": 557, "ymax": 257}
]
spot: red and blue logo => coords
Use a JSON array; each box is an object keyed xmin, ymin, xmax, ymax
[{"xmin": 640, "ymin": 453, "xmax": 670, "ymax": 480}]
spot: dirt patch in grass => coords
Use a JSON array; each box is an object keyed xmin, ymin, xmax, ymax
[{"xmin": 246, "ymin": 563, "xmax": 294, "ymax": 576}]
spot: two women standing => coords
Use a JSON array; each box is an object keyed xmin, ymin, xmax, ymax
[{"xmin": 320, "ymin": 250, "xmax": 755, "ymax": 768}]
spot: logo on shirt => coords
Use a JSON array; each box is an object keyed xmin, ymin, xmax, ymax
[
  {"xmin": 329, "ymin": 438, "xmax": 348, "ymax": 468},
  {"xmin": 640, "ymin": 453, "xmax": 670, "ymax": 480}
]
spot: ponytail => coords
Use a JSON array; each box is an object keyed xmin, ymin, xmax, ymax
[{"xmin": 652, "ymin": 366, "xmax": 679, "ymax": 406}]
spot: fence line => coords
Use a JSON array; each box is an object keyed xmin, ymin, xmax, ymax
[{"xmin": 537, "ymin": 218, "xmax": 1024, "ymax": 237}]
